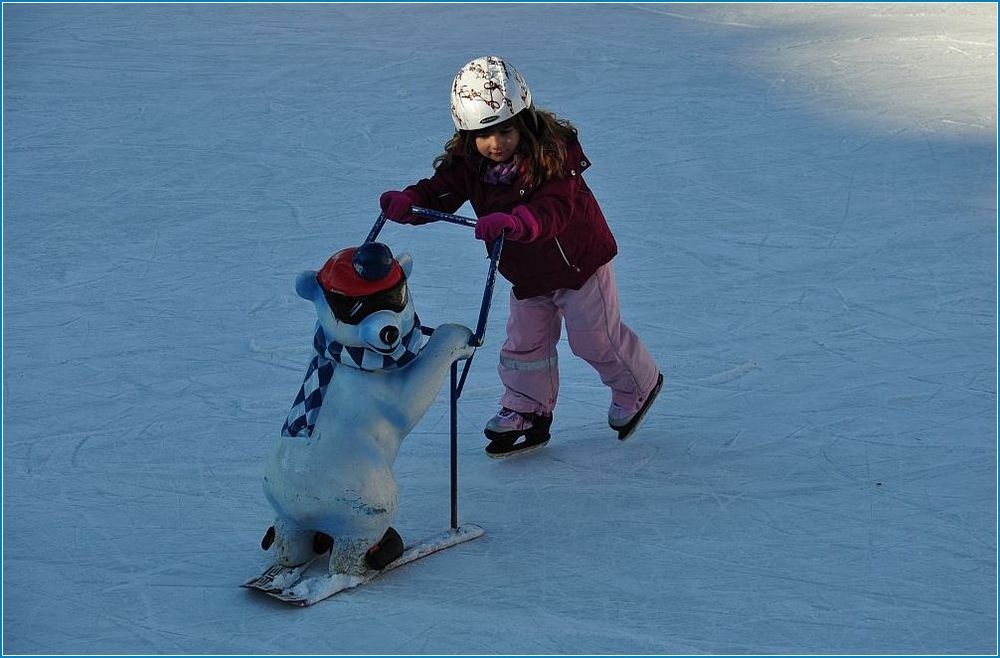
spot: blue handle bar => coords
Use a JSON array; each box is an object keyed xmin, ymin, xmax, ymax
[
  {"xmin": 410, "ymin": 206, "xmax": 478, "ymax": 228},
  {"xmin": 365, "ymin": 208, "xmax": 504, "ymax": 349}
]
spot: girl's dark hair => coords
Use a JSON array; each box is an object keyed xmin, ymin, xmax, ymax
[{"xmin": 433, "ymin": 108, "xmax": 578, "ymax": 189}]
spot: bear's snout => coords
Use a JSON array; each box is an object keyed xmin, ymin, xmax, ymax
[
  {"xmin": 359, "ymin": 310, "xmax": 405, "ymax": 353},
  {"xmin": 379, "ymin": 326, "xmax": 400, "ymax": 345}
]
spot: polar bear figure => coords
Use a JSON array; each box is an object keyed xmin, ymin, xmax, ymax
[{"xmin": 261, "ymin": 242, "xmax": 476, "ymax": 576}]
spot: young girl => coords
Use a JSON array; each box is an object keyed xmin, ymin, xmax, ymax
[{"xmin": 380, "ymin": 55, "xmax": 662, "ymax": 456}]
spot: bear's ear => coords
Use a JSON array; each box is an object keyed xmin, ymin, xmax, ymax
[
  {"xmin": 397, "ymin": 252, "xmax": 413, "ymax": 278},
  {"xmin": 295, "ymin": 270, "xmax": 320, "ymax": 301}
]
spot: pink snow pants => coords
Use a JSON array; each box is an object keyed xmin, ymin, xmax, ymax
[{"xmin": 498, "ymin": 262, "xmax": 660, "ymax": 417}]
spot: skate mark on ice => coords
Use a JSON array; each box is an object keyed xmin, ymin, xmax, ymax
[
  {"xmin": 704, "ymin": 360, "xmax": 759, "ymax": 385},
  {"xmin": 631, "ymin": 4, "xmax": 762, "ymax": 29}
]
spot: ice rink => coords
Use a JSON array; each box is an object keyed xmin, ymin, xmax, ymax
[{"xmin": 3, "ymin": 3, "xmax": 996, "ymax": 653}]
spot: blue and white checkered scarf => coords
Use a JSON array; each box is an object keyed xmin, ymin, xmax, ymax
[{"xmin": 281, "ymin": 317, "xmax": 424, "ymax": 438}]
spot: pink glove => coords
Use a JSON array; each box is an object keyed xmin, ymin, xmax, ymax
[
  {"xmin": 379, "ymin": 190, "xmax": 431, "ymax": 225},
  {"xmin": 474, "ymin": 206, "xmax": 540, "ymax": 243}
]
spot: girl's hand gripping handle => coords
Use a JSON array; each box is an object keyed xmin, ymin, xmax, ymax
[
  {"xmin": 473, "ymin": 207, "xmax": 539, "ymax": 243},
  {"xmin": 379, "ymin": 190, "xmax": 432, "ymax": 225}
]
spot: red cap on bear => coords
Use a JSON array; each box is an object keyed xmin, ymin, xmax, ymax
[{"xmin": 317, "ymin": 244, "xmax": 404, "ymax": 297}]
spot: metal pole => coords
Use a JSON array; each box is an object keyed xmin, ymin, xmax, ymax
[
  {"xmin": 364, "ymin": 212, "xmax": 388, "ymax": 243},
  {"xmin": 472, "ymin": 234, "xmax": 505, "ymax": 346},
  {"xmin": 450, "ymin": 361, "xmax": 459, "ymax": 530},
  {"xmin": 411, "ymin": 206, "xmax": 478, "ymax": 228},
  {"xmin": 455, "ymin": 233, "xmax": 505, "ymax": 398}
]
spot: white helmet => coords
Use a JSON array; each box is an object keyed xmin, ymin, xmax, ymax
[{"xmin": 450, "ymin": 56, "xmax": 532, "ymax": 131}]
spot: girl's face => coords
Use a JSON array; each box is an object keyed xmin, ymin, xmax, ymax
[{"xmin": 474, "ymin": 123, "xmax": 521, "ymax": 163}]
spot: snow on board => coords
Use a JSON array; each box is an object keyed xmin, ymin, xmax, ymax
[{"xmin": 243, "ymin": 524, "xmax": 485, "ymax": 606}]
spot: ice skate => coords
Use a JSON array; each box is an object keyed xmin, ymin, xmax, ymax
[
  {"xmin": 484, "ymin": 408, "xmax": 552, "ymax": 458},
  {"xmin": 609, "ymin": 372, "xmax": 664, "ymax": 441}
]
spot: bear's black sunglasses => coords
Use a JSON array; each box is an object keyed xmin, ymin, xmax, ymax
[{"xmin": 323, "ymin": 279, "xmax": 409, "ymax": 325}]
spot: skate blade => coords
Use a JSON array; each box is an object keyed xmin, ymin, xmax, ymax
[
  {"xmin": 484, "ymin": 428, "xmax": 522, "ymax": 444},
  {"xmin": 486, "ymin": 438, "xmax": 550, "ymax": 459}
]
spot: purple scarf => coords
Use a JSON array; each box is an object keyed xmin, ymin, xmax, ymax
[{"xmin": 483, "ymin": 158, "xmax": 521, "ymax": 185}]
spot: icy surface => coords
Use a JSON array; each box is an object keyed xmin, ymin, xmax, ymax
[{"xmin": 3, "ymin": 3, "xmax": 996, "ymax": 654}]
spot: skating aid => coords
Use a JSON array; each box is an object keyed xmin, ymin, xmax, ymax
[{"xmin": 246, "ymin": 209, "xmax": 503, "ymax": 607}]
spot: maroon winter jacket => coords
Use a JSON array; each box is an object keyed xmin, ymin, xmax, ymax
[{"xmin": 403, "ymin": 139, "xmax": 618, "ymax": 299}]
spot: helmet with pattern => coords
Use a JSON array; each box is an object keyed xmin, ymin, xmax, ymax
[{"xmin": 450, "ymin": 55, "xmax": 533, "ymax": 131}]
